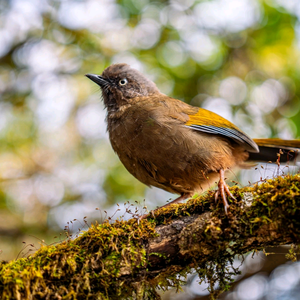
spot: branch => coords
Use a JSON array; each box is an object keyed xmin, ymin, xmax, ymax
[{"xmin": 1, "ymin": 174, "xmax": 300, "ymax": 300}]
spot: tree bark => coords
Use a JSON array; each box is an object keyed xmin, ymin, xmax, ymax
[{"xmin": 0, "ymin": 174, "xmax": 299, "ymax": 300}]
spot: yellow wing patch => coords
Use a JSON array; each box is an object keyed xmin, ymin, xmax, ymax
[
  {"xmin": 185, "ymin": 108, "xmax": 239, "ymax": 130},
  {"xmin": 185, "ymin": 108, "xmax": 259, "ymax": 153}
]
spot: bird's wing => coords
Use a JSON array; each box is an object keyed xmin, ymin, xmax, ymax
[{"xmin": 185, "ymin": 108, "xmax": 259, "ymax": 153}]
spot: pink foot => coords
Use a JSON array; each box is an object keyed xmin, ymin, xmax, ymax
[{"xmin": 215, "ymin": 169, "xmax": 236, "ymax": 214}]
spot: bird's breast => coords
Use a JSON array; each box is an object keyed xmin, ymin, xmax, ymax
[{"xmin": 107, "ymin": 109, "xmax": 159, "ymax": 155}]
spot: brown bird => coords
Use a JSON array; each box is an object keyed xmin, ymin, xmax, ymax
[{"xmin": 86, "ymin": 64, "xmax": 300, "ymax": 217}]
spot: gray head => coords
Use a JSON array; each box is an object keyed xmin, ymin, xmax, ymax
[{"xmin": 86, "ymin": 64, "xmax": 159, "ymax": 109}]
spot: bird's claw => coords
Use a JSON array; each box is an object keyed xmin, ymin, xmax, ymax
[{"xmin": 215, "ymin": 169, "xmax": 236, "ymax": 214}]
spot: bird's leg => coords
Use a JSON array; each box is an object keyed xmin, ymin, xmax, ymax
[
  {"xmin": 139, "ymin": 193, "xmax": 191, "ymax": 220},
  {"xmin": 215, "ymin": 169, "xmax": 236, "ymax": 214}
]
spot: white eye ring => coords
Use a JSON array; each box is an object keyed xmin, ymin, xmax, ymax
[{"xmin": 119, "ymin": 78, "xmax": 128, "ymax": 86}]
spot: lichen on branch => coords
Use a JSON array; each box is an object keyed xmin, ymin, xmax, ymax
[{"xmin": 0, "ymin": 174, "xmax": 300, "ymax": 300}]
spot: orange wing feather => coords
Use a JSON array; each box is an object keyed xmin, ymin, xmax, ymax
[
  {"xmin": 185, "ymin": 108, "xmax": 259, "ymax": 153},
  {"xmin": 186, "ymin": 108, "xmax": 241, "ymax": 130}
]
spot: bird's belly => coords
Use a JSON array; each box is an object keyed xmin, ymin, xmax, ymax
[{"xmin": 109, "ymin": 125, "xmax": 238, "ymax": 195}]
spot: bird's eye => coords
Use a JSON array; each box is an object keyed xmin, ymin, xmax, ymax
[{"xmin": 119, "ymin": 78, "xmax": 128, "ymax": 86}]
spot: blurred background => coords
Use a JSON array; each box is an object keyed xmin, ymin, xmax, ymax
[{"xmin": 0, "ymin": 0, "xmax": 300, "ymax": 299}]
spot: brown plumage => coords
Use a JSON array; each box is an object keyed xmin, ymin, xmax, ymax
[{"xmin": 86, "ymin": 64, "xmax": 300, "ymax": 217}]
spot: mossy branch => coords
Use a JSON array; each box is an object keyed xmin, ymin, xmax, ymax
[{"xmin": 1, "ymin": 174, "xmax": 300, "ymax": 300}]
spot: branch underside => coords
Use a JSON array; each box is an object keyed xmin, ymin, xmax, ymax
[{"xmin": 0, "ymin": 174, "xmax": 300, "ymax": 300}]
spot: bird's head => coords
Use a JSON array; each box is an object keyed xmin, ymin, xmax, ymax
[{"xmin": 86, "ymin": 64, "xmax": 159, "ymax": 110}]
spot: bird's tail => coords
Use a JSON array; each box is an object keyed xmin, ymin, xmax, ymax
[{"xmin": 249, "ymin": 139, "xmax": 300, "ymax": 163}]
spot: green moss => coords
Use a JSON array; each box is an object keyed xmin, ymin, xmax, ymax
[
  {"xmin": 286, "ymin": 244, "xmax": 300, "ymax": 262},
  {"xmin": 143, "ymin": 173, "xmax": 300, "ymax": 299},
  {"xmin": 0, "ymin": 219, "xmax": 157, "ymax": 299},
  {"xmin": 0, "ymin": 174, "xmax": 299, "ymax": 299}
]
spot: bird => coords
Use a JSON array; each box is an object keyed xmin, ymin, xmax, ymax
[{"xmin": 86, "ymin": 63, "xmax": 300, "ymax": 218}]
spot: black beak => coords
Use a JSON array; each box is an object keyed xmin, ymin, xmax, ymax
[{"xmin": 85, "ymin": 74, "xmax": 110, "ymax": 87}]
